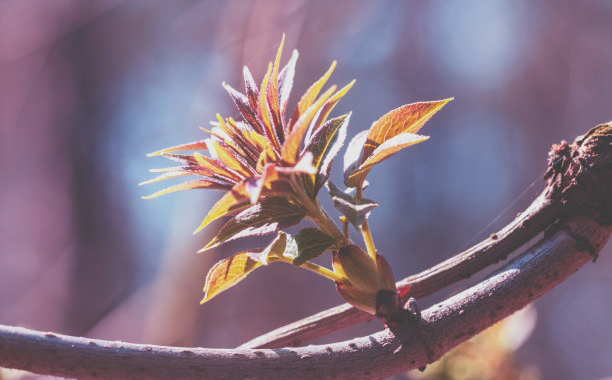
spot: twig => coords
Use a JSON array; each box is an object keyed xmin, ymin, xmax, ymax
[
  {"xmin": 240, "ymin": 122, "xmax": 612, "ymax": 348},
  {"xmin": 0, "ymin": 216, "xmax": 609, "ymax": 380}
]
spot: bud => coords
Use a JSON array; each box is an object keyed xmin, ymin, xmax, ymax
[{"xmin": 332, "ymin": 244, "xmax": 398, "ymax": 316}]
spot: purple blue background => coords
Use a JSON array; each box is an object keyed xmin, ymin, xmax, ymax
[{"xmin": 1, "ymin": 1, "xmax": 611, "ymax": 379}]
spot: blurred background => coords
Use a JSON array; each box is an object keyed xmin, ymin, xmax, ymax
[{"xmin": 1, "ymin": 1, "xmax": 611, "ymax": 379}]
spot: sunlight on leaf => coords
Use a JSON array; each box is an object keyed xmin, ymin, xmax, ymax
[
  {"xmin": 289, "ymin": 228, "xmax": 338, "ymax": 265},
  {"xmin": 141, "ymin": 179, "xmax": 228, "ymax": 199},
  {"xmin": 202, "ymin": 252, "xmax": 264, "ymax": 303},
  {"xmin": 194, "ymin": 181, "xmax": 250, "ymax": 234},
  {"xmin": 200, "ymin": 197, "xmax": 306, "ymax": 252},
  {"xmin": 346, "ymin": 132, "xmax": 430, "ymax": 185},
  {"xmin": 363, "ymin": 98, "xmax": 452, "ymax": 159}
]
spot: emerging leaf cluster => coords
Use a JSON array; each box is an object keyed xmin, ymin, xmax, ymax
[{"xmin": 143, "ymin": 36, "xmax": 451, "ymax": 314}]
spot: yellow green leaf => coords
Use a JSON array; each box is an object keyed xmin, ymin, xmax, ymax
[
  {"xmin": 257, "ymin": 63, "xmax": 278, "ymax": 147},
  {"xmin": 306, "ymin": 80, "xmax": 355, "ymax": 141},
  {"xmin": 267, "ymin": 34, "xmax": 285, "ymax": 132},
  {"xmin": 346, "ymin": 132, "xmax": 430, "ymax": 186},
  {"xmin": 289, "ymin": 61, "xmax": 337, "ymax": 131},
  {"xmin": 278, "ymin": 49, "xmax": 299, "ymax": 122},
  {"xmin": 282, "ymin": 85, "xmax": 336, "ymax": 164},
  {"xmin": 146, "ymin": 140, "xmax": 208, "ymax": 157},
  {"xmin": 194, "ymin": 181, "xmax": 250, "ymax": 234},
  {"xmin": 201, "ymin": 252, "xmax": 264, "ymax": 303},
  {"xmin": 362, "ymin": 98, "xmax": 452, "ymax": 159},
  {"xmin": 138, "ymin": 170, "xmax": 189, "ymax": 186},
  {"xmin": 141, "ymin": 179, "xmax": 229, "ymax": 199},
  {"xmin": 193, "ymin": 151, "xmax": 242, "ymax": 183},
  {"xmin": 208, "ymin": 140, "xmax": 252, "ymax": 178}
]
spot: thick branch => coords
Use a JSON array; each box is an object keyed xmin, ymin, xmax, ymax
[
  {"xmin": 241, "ymin": 122, "xmax": 612, "ymax": 348},
  {"xmin": 0, "ymin": 123, "xmax": 609, "ymax": 379},
  {"xmin": 0, "ymin": 216, "xmax": 609, "ymax": 380}
]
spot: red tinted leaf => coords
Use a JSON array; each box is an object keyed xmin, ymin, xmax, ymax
[
  {"xmin": 306, "ymin": 80, "xmax": 355, "ymax": 143},
  {"xmin": 243, "ymin": 66, "xmax": 259, "ymax": 110},
  {"xmin": 362, "ymin": 98, "xmax": 451, "ymax": 159},
  {"xmin": 267, "ymin": 35, "xmax": 285, "ymax": 139},
  {"xmin": 223, "ymin": 83, "xmax": 264, "ymax": 134},
  {"xmin": 346, "ymin": 132, "xmax": 429, "ymax": 186},
  {"xmin": 208, "ymin": 140, "xmax": 253, "ymax": 178},
  {"xmin": 200, "ymin": 197, "xmax": 306, "ymax": 251},
  {"xmin": 141, "ymin": 179, "xmax": 230, "ymax": 199},
  {"xmin": 257, "ymin": 63, "xmax": 278, "ymax": 147},
  {"xmin": 193, "ymin": 152, "xmax": 242, "ymax": 183},
  {"xmin": 194, "ymin": 181, "xmax": 250, "ymax": 233},
  {"xmin": 146, "ymin": 140, "xmax": 208, "ymax": 157},
  {"xmin": 282, "ymin": 85, "xmax": 336, "ymax": 164},
  {"xmin": 278, "ymin": 49, "xmax": 299, "ymax": 125}
]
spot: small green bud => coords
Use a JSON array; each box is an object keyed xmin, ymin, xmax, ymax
[{"xmin": 332, "ymin": 245, "xmax": 398, "ymax": 316}]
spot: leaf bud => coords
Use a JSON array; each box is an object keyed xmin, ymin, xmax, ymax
[{"xmin": 332, "ymin": 244, "xmax": 398, "ymax": 316}]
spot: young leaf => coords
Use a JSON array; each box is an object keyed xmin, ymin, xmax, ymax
[
  {"xmin": 202, "ymin": 252, "xmax": 264, "ymax": 303},
  {"xmin": 326, "ymin": 182, "xmax": 378, "ymax": 229},
  {"xmin": 141, "ymin": 179, "xmax": 229, "ymax": 199},
  {"xmin": 289, "ymin": 61, "xmax": 337, "ymax": 131},
  {"xmin": 362, "ymin": 98, "xmax": 452, "ymax": 159},
  {"xmin": 243, "ymin": 65, "xmax": 259, "ymax": 111},
  {"xmin": 284, "ymin": 228, "xmax": 338, "ymax": 265},
  {"xmin": 146, "ymin": 140, "xmax": 208, "ymax": 157},
  {"xmin": 200, "ymin": 197, "xmax": 306, "ymax": 252},
  {"xmin": 257, "ymin": 63, "xmax": 278, "ymax": 147},
  {"xmin": 343, "ymin": 98, "xmax": 451, "ymax": 187},
  {"xmin": 301, "ymin": 114, "xmax": 350, "ymax": 196},
  {"xmin": 314, "ymin": 114, "xmax": 349, "ymax": 191},
  {"xmin": 345, "ymin": 132, "xmax": 430, "ymax": 186},
  {"xmin": 208, "ymin": 140, "xmax": 253, "ymax": 178},
  {"xmin": 343, "ymin": 130, "xmax": 368, "ymax": 187},
  {"xmin": 223, "ymin": 82, "xmax": 264, "ymax": 133},
  {"xmin": 268, "ymin": 35, "xmax": 286, "ymax": 138},
  {"xmin": 194, "ymin": 181, "xmax": 251, "ymax": 234},
  {"xmin": 281, "ymin": 85, "xmax": 337, "ymax": 164},
  {"xmin": 278, "ymin": 49, "xmax": 299, "ymax": 125},
  {"xmin": 305, "ymin": 113, "xmax": 351, "ymax": 172},
  {"xmin": 305, "ymin": 80, "xmax": 355, "ymax": 143}
]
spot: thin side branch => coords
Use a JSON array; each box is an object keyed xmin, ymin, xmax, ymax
[
  {"xmin": 241, "ymin": 122, "xmax": 612, "ymax": 348},
  {"xmin": 0, "ymin": 216, "xmax": 609, "ymax": 380}
]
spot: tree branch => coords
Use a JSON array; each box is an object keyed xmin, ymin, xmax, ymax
[
  {"xmin": 0, "ymin": 123, "xmax": 609, "ymax": 379},
  {"xmin": 0, "ymin": 216, "xmax": 609, "ymax": 380},
  {"xmin": 240, "ymin": 122, "xmax": 612, "ymax": 348}
]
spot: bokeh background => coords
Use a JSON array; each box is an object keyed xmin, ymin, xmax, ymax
[{"xmin": 1, "ymin": 1, "xmax": 611, "ymax": 379}]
